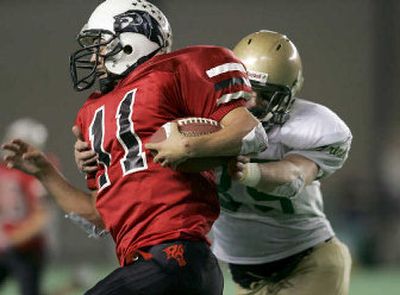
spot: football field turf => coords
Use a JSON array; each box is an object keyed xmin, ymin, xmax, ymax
[{"xmin": 2, "ymin": 263, "xmax": 400, "ymax": 294}]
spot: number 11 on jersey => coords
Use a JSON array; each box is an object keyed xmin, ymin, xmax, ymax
[{"xmin": 89, "ymin": 89, "xmax": 148, "ymax": 191}]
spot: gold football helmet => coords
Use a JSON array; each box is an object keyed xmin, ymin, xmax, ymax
[{"xmin": 233, "ymin": 30, "xmax": 303, "ymax": 128}]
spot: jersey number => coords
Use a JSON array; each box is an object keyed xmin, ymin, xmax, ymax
[
  {"xmin": 89, "ymin": 89, "xmax": 147, "ymax": 191},
  {"xmin": 218, "ymin": 166, "xmax": 294, "ymax": 214}
]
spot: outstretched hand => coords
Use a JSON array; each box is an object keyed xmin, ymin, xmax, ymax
[
  {"xmin": 72, "ymin": 125, "xmax": 98, "ymax": 174},
  {"xmin": 145, "ymin": 122, "xmax": 190, "ymax": 169},
  {"xmin": 1, "ymin": 139, "xmax": 50, "ymax": 176}
]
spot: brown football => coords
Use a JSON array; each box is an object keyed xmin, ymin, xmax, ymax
[
  {"xmin": 149, "ymin": 117, "xmax": 222, "ymax": 142},
  {"xmin": 149, "ymin": 117, "xmax": 227, "ymax": 172}
]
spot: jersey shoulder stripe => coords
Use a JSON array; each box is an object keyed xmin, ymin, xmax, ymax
[{"xmin": 206, "ymin": 62, "xmax": 246, "ymax": 78}]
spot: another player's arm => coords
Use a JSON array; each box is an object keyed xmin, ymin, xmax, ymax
[
  {"xmin": 72, "ymin": 125, "xmax": 98, "ymax": 173},
  {"xmin": 233, "ymin": 154, "xmax": 318, "ymax": 198},
  {"xmin": 1, "ymin": 139, "xmax": 102, "ymax": 227}
]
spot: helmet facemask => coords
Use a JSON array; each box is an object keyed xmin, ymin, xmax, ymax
[
  {"xmin": 70, "ymin": 29, "xmax": 122, "ymax": 93},
  {"xmin": 250, "ymin": 82, "xmax": 294, "ymax": 130}
]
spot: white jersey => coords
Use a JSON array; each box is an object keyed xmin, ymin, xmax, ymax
[{"xmin": 212, "ymin": 98, "xmax": 352, "ymax": 264}]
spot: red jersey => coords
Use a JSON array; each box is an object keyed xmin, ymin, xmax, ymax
[
  {"xmin": 0, "ymin": 163, "xmax": 46, "ymax": 251},
  {"xmin": 75, "ymin": 46, "xmax": 253, "ymax": 265}
]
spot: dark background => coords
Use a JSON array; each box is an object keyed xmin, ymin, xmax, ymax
[{"xmin": 1, "ymin": 0, "xmax": 399, "ymax": 268}]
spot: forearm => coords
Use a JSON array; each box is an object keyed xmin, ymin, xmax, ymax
[
  {"xmin": 187, "ymin": 128, "xmax": 246, "ymax": 158},
  {"xmin": 256, "ymin": 161, "xmax": 304, "ymax": 192},
  {"xmin": 187, "ymin": 107, "xmax": 263, "ymax": 157},
  {"xmin": 240, "ymin": 155, "xmax": 318, "ymax": 197},
  {"xmin": 36, "ymin": 164, "xmax": 100, "ymax": 225}
]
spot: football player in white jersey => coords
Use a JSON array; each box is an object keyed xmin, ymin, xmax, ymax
[{"xmin": 211, "ymin": 30, "xmax": 352, "ymax": 295}]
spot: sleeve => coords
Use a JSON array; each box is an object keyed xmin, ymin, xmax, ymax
[
  {"xmin": 177, "ymin": 47, "xmax": 253, "ymax": 121},
  {"xmin": 286, "ymin": 136, "xmax": 352, "ymax": 179},
  {"xmin": 282, "ymin": 101, "xmax": 353, "ymax": 179}
]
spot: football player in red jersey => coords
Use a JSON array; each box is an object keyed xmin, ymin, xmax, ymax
[
  {"xmin": 2, "ymin": 1, "xmax": 268, "ymax": 294},
  {"xmin": 0, "ymin": 118, "xmax": 50, "ymax": 295}
]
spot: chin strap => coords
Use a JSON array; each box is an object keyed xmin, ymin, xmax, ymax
[{"xmin": 99, "ymin": 76, "xmax": 118, "ymax": 94}]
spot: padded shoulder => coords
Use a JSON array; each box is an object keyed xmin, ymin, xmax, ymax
[{"xmin": 280, "ymin": 99, "xmax": 352, "ymax": 149}]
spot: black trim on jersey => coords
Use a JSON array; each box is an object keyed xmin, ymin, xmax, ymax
[
  {"xmin": 116, "ymin": 89, "xmax": 147, "ymax": 174},
  {"xmin": 90, "ymin": 107, "xmax": 111, "ymax": 190},
  {"xmin": 214, "ymin": 77, "xmax": 247, "ymax": 91}
]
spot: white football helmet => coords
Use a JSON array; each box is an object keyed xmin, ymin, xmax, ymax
[
  {"xmin": 3, "ymin": 118, "xmax": 48, "ymax": 150},
  {"xmin": 233, "ymin": 30, "xmax": 303, "ymax": 129},
  {"xmin": 70, "ymin": 0, "xmax": 172, "ymax": 92}
]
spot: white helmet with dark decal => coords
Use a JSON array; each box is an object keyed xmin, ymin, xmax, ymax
[{"xmin": 70, "ymin": 0, "xmax": 172, "ymax": 92}]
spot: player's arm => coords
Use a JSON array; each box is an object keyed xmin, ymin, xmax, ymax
[
  {"xmin": 231, "ymin": 154, "xmax": 318, "ymax": 198},
  {"xmin": 1, "ymin": 139, "xmax": 102, "ymax": 227},
  {"xmin": 146, "ymin": 106, "xmax": 266, "ymax": 167},
  {"xmin": 232, "ymin": 131, "xmax": 352, "ymax": 198},
  {"xmin": 188, "ymin": 106, "xmax": 262, "ymax": 157}
]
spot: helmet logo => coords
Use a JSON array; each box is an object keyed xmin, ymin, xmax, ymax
[
  {"xmin": 116, "ymin": 12, "xmax": 144, "ymax": 30},
  {"xmin": 248, "ymin": 70, "xmax": 268, "ymax": 85},
  {"xmin": 113, "ymin": 10, "xmax": 164, "ymax": 48}
]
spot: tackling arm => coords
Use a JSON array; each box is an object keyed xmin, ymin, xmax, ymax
[{"xmin": 236, "ymin": 154, "xmax": 318, "ymax": 198}]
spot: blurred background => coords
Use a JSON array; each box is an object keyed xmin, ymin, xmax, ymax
[{"xmin": 0, "ymin": 0, "xmax": 399, "ymax": 294}]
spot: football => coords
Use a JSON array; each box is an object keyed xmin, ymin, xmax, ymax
[
  {"xmin": 149, "ymin": 117, "xmax": 227, "ymax": 172},
  {"xmin": 150, "ymin": 117, "xmax": 222, "ymax": 143}
]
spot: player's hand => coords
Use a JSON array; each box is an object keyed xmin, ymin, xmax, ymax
[
  {"xmin": 72, "ymin": 125, "xmax": 98, "ymax": 174},
  {"xmin": 1, "ymin": 139, "xmax": 51, "ymax": 176},
  {"xmin": 145, "ymin": 122, "xmax": 190, "ymax": 169},
  {"xmin": 227, "ymin": 156, "xmax": 250, "ymax": 180}
]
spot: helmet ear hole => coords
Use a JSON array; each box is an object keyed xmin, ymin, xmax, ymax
[{"xmin": 123, "ymin": 45, "xmax": 133, "ymax": 54}]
